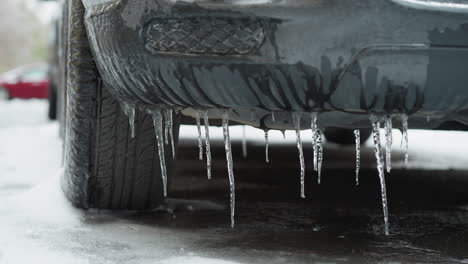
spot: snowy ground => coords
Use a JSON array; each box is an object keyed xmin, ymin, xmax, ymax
[{"xmin": 2, "ymin": 100, "xmax": 468, "ymax": 263}]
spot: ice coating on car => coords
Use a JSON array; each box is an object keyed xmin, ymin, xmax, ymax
[
  {"xmin": 204, "ymin": 111, "xmax": 212, "ymax": 180},
  {"xmin": 401, "ymin": 114, "xmax": 409, "ymax": 165},
  {"xmin": 121, "ymin": 101, "xmax": 136, "ymax": 138},
  {"xmin": 242, "ymin": 125, "xmax": 247, "ymax": 158},
  {"xmin": 293, "ymin": 112, "xmax": 305, "ymax": 198},
  {"xmin": 264, "ymin": 130, "xmax": 270, "ymax": 163},
  {"xmin": 316, "ymin": 129, "xmax": 324, "ymax": 184},
  {"xmin": 250, "ymin": 110, "xmax": 255, "ymax": 122},
  {"xmin": 385, "ymin": 116, "xmax": 393, "ymax": 173},
  {"xmin": 151, "ymin": 109, "xmax": 168, "ymax": 197},
  {"xmin": 196, "ymin": 111, "xmax": 204, "ymax": 161},
  {"xmin": 222, "ymin": 111, "xmax": 235, "ymax": 227},
  {"xmin": 354, "ymin": 130, "xmax": 361, "ymax": 186},
  {"xmin": 370, "ymin": 114, "xmax": 390, "ymax": 235}
]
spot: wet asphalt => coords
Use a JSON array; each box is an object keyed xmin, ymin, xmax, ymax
[
  {"xmin": 102, "ymin": 132, "xmax": 468, "ymax": 264},
  {"xmin": 2, "ymin": 101, "xmax": 468, "ymax": 263}
]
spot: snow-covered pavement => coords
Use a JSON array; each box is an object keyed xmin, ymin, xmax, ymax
[
  {"xmin": 2, "ymin": 100, "xmax": 468, "ymax": 263},
  {"xmin": 0, "ymin": 101, "xmax": 61, "ymax": 197}
]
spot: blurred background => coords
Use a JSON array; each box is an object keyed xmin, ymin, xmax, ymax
[
  {"xmin": 0, "ymin": 0, "xmax": 57, "ymax": 102},
  {"xmin": 0, "ymin": 0, "xmax": 56, "ymax": 73}
]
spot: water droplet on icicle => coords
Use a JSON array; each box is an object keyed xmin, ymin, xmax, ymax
[
  {"xmin": 311, "ymin": 112, "xmax": 318, "ymax": 172},
  {"xmin": 384, "ymin": 116, "xmax": 393, "ymax": 173},
  {"xmin": 122, "ymin": 101, "xmax": 136, "ymax": 138},
  {"xmin": 242, "ymin": 125, "xmax": 248, "ymax": 158},
  {"xmin": 203, "ymin": 110, "xmax": 212, "ymax": 180},
  {"xmin": 222, "ymin": 111, "xmax": 236, "ymax": 227},
  {"xmin": 293, "ymin": 112, "xmax": 306, "ymax": 198},
  {"xmin": 316, "ymin": 129, "xmax": 324, "ymax": 184},
  {"xmin": 354, "ymin": 130, "xmax": 361, "ymax": 186},
  {"xmin": 264, "ymin": 130, "xmax": 270, "ymax": 163},
  {"xmin": 370, "ymin": 114, "xmax": 390, "ymax": 235},
  {"xmin": 401, "ymin": 114, "xmax": 409, "ymax": 166},
  {"xmin": 150, "ymin": 109, "xmax": 168, "ymax": 197},
  {"xmin": 196, "ymin": 111, "xmax": 204, "ymax": 161}
]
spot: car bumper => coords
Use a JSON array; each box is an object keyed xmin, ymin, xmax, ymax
[{"xmin": 84, "ymin": 0, "xmax": 468, "ymax": 129}]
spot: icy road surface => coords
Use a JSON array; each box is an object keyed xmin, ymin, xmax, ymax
[{"xmin": 2, "ymin": 100, "xmax": 468, "ymax": 263}]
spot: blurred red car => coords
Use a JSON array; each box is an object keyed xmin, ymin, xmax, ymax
[{"xmin": 0, "ymin": 64, "xmax": 49, "ymax": 100}]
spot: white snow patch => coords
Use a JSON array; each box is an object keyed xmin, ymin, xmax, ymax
[
  {"xmin": 7, "ymin": 170, "xmax": 82, "ymax": 225},
  {"xmin": 0, "ymin": 100, "xmax": 62, "ymax": 197},
  {"xmin": 160, "ymin": 256, "xmax": 243, "ymax": 264},
  {"xmin": 0, "ymin": 99, "xmax": 49, "ymax": 128},
  {"xmin": 365, "ymin": 129, "xmax": 468, "ymax": 170}
]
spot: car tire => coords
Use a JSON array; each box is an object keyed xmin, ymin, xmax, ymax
[
  {"xmin": 62, "ymin": 0, "xmax": 178, "ymax": 210},
  {"xmin": 324, "ymin": 128, "xmax": 371, "ymax": 145},
  {"xmin": 48, "ymin": 83, "xmax": 57, "ymax": 120},
  {"xmin": 0, "ymin": 87, "xmax": 10, "ymax": 101},
  {"xmin": 57, "ymin": 0, "xmax": 69, "ymax": 139}
]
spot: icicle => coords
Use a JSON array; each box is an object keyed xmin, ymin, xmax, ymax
[
  {"xmin": 222, "ymin": 111, "xmax": 236, "ymax": 227},
  {"xmin": 204, "ymin": 111, "xmax": 212, "ymax": 180},
  {"xmin": 293, "ymin": 112, "xmax": 306, "ymax": 198},
  {"xmin": 280, "ymin": 130, "xmax": 286, "ymax": 139},
  {"xmin": 384, "ymin": 116, "xmax": 393, "ymax": 173},
  {"xmin": 164, "ymin": 109, "xmax": 170, "ymax": 145},
  {"xmin": 167, "ymin": 109, "xmax": 176, "ymax": 159},
  {"xmin": 122, "ymin": 101, "xmax": 136, "ymax": 138},
  {"xmin": 401, "ymin": 114, "xmax": 409, "ymax": 166},
  {"xmin": 242, "ymin": 125, "xmax": 247, "ymax": 158},
  {"xmin": 271, "ymin": 111, "xmax": 276, "ymax": 123},
  {"xmin": 196, "ymin": 111, "xmax": 203, "ymax": 161},
  {"xmin": 310, "ymin": 112, "xmax": 318, "ymax": 131},
  {"xmin": 370, "ymin": 114, "xmax": 390, "ymax": 235},
  {"xmin": 151, "ymin": 109, "xmax": 168, "ymax": 197},
  {"xmin": 354, "ymin": 130, "xmax": 361, "ymax": 186},
  {"xmin": 311, "ymin": 112, "xmax": 318, "ymax": 171},
  {"xmin": 316, "ymin": 129, "xmax": 324, "ymax": 184},
  {"xmin": 265, "ymin": 130, "xmax": 270, "ymax": 163}
]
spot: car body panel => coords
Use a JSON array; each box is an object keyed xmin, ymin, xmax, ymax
[{"xmin": 82, "ymin": 0, "xmax": 468, "ymax": 129}]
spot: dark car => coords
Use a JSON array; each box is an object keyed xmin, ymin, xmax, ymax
[
  {"xmin": 0, "ymin": 64, "xmax": 49, "ymax": 100},
  {"xmin": 56, "ymin": 0, "xmax": 468, "ymax": 232}
]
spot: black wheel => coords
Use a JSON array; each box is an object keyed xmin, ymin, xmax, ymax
[
  {"xmin": 324, "ymin": 128, "xmax": 371, "ymax": 145},
  {"xmin": 0, "ymin": 87, "xmax": 10, "ymax": 101},
  {"xmin": 48, "ymin": 83, "xmax": 57, "ymax": 120},
  {"xmin": 62, "ymin": 0, "xmax": 178, "ymax": 210},
  {"xmin": 57, "ymin": 0, "xmax": 69, "ymax": 139}
]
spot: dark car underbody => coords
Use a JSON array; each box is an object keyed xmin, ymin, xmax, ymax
[
  {"xmin": 54, "ymin": 0, "xmax": 468, "ymax": 234},
  {"xmin": 81, "ymin": 0, "xmax": 468, "ymax": 130}
]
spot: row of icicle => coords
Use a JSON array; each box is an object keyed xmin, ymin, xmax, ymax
[{"xmin": 121, "ymin": 101, "xmax": 409, "ymax": 235}]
